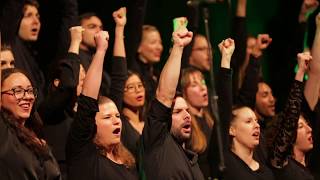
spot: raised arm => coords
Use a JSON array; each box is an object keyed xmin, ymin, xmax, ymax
[
  {"xmin": 82, "ymin": 31, "xmax": 109, "ymax": 99},
  {"xmin": 269, "ymin": 52, "xmax": 309, "ymax": 168},
  {"xmin": 305, "ymin": 13, "xmax": 320, "ymax": 110},
  {"xmin": 217, "ymin": 38, "xmax": 235, "ymax": 142},
  {"xmin": 38, "ymin": 26, "xmax": 83, "ymax": 124},
  {"xmin": 237, "ymin": 34, "xmax": 272, "ymax": 107},
  {"xmin": 143, "ymin": 28, "xmax": 192, "ymax": 149},
  {"xmin": 156, "ymin": 29, "xmax": 193, "ymax": 107},
  {"xmin": 109, "ymin": 7, "xmax": 127, "ymax": 109}
]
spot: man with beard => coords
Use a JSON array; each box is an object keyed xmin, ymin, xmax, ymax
[{"xmin": 141, "ymin": 27, "xmax": 204, "ymax": 179}]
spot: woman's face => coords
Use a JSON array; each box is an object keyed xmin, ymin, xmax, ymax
[
  {"xmin": 123, "ymin": 74, "xmax": 145, "ymax": 108},
  {"xmin": 76, "ymin": 64, "xmax": 86, "ymax": 96},
  {"xmin": 138, "ymin": 30, "xmax": 163, "ymax": 64},
  {"xmin": 184, "ymin": 72, "xmax": 208, "ymax": 109},
  {"xmin": 230, "ymin": 107, "xmax": 260, "ymax": 149},
  {"xmin": 95, "ymin": 101, "xmax": 122, "ymax": 147},
  {"xmin": 1, "ymin": 72, "xmax": 35, "ymax": 122},
  {"xmin": 0, "ymin": 50, "xmax": 15, "ymax": 70},
  {"xmin": 294, "ymin": 116, "xmax": 313, "ymax": 153}
]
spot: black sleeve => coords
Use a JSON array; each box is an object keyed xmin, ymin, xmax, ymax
[
  {"xmin": 231, "ymin": 17, "xmax": 247, "ymax": 100},
  {"xmin": 236, "ymin": 56, "xmax": 261, "ymax": 108},
  {"xmin": 216, "ymin": 68, "xmax": 233, "ymax": 147},
  {"xmin": 38, "ymin": 53, "xmax": 80, "ymax": 124},
  {"xmin": 125, "ymin": 0, "xmax": 147, "ymax": 73},
  {"xmin": 0, "ymin": 0, "xmax": 23, "ymax": 44},
  {"xmin": 55, "ymin": 0, "xmax": 79, "ymax": 58},
  {"xmin": 208, "ymin": 67, "xmax": 233, "ymax": 177},
  {"xmin": 267, "ymin": 80, "xmax": 304, "ymax": 168},
  {"xmin": 66, "ymin": 95, "xmax": 98, "ymax": 158},
  {"xmin": 108, "ymin": 56, "xmax": 127, "ymax": 110},
  {"xmin": 142, "ymin": 99, "xmax": 172, "ymax": 152},
  {"xmin": 231, "ymin": 17, "xmax": 247, "ymax": 70}
]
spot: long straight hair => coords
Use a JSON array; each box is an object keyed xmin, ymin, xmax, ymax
[{"xmin": 180, "ymin": 68, "xmax": 214, "ymax": 153}]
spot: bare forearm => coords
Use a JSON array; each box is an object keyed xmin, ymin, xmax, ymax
[
  {"xmin": 82, "ymin": 50, "xmax": 106, "ymax": 99},
  {"xmin": 114, "ymin": 26, "xmax": 126, "ymax": 57},
  {"xmin": 156, "ymin": 45, "xmax": 184, "ymax": 107}
]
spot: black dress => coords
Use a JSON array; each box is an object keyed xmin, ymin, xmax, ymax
[
  {"xmin": 0, "ymin": 111, "xmax": 61, "ymax": 180},
  {"xmin": 66, "ymin": 95, "xmax": 138, "ymax": 180},
  {"xmin": 142, "ymin": 99, "xmax": 204, "ymax": 180}
]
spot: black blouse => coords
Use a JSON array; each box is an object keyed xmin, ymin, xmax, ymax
[{"xmin": 0, "ymin": 112, "xmax": 61, "ymax": 180}]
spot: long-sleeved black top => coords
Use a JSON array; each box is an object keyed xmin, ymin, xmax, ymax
[
  {"xmin": 0, "ymin": 111, "xmax": 61, "ymax": 180},
  {"xmin": 142, "ymin": 99, "xmax": 204, "ymax": 180}
]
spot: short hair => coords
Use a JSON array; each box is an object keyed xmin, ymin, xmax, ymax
[{"xmin": 79, "ymin": 12, "xmax": 98, "ymax": 25}]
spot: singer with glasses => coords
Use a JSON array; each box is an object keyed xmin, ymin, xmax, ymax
[
  {"xmin": 0, "ymin": 68, "xmax": 61, "ymax": 179},
  {"xmin": 121, "ymin": 70, "xmax": 147, "ymax": 159},
  {"xmin": 1, "ymin": 87, "xmax": 37, "ymax": 99}
]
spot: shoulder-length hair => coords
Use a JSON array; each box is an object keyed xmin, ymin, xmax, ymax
[{"xmin": 96, "ymin": 96, "xmax": 136, "ymax": 168}]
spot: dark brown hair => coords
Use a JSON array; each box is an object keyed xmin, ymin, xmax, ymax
[{"xmin": 1, "ymin": 68, "xmax": 49, "ymax": 159}]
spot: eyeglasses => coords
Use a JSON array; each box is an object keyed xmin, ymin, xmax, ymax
[
  {"xmin": 124, "ymin": 83, "xmax": 144, "ymax": 93},
  {"xmin": 1, "ymin": 87, "xmax": 37, "ymax": 99}
]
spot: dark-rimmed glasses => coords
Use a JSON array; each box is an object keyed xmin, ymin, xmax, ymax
[{"xmin": 1, "ymin": 87, "xmax": 37, "ymax": 99}]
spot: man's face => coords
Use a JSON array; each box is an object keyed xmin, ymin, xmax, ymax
[
  {"xmin": 189, "ymin": 35, "xmax": 211, "ymax": 71},
  {"xmin": 171, "ymin": 97, "xmax": 192, "ymax": 142},
  {"xmin": 18, "ymin": 5, "xmax": 41, "ymax": 41},
  {"xmin": 81, "ymin": 16, "xmax": 103, "ymax": 50},
  {"xmin": 255, "ymin": 82, "xmax": 276, "ymax": 118}
]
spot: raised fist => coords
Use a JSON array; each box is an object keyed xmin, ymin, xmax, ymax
[
  {"xmin": 172, "ymin": 27, "xmax": 193, "ymax": 47},
  {"xmin": 113, "ymin": 7, "xmax": 127, "ymax": 27},
  {"xmin": 94, "ymin": 31, "xmax": 109, "ymax": 51}
]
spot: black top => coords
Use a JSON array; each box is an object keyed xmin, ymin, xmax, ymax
[
  {"xmin": 272, "ymin": 158, "xmax": 314, "ymax": 180},
  {"xmin": 266, "ymin": 80, "xmax": 304, "ymax": 167},
  {"xmin": 66, "ymin": 95, "xmax": 138, "ymax": 180},
  {"xmin": 142, "ymin": 99, "xmax": 204, "ymax": 180},
  {"xmin": 302, "ymin": 98, "xmax": 320, "ymax": 179},
  {"xmin": 223, "ymin": 150, "xmax": 274, "ymax": 180},
  {"xmin": 121, "ymin": 116, "xmax": 141, "ymax": 159},
  {"xmin": 189, "ymin": 116, "xmax": 212, "ymax": 179},
  {"xmin": 0, "ymin": 112, "xmax": 61, "ymax": 180}
]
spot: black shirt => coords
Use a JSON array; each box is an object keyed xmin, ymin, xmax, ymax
[
  {"xmin": 272, "ymin": 158, "xmax": 314, "ymax": 180},
  {"xmin": 142, "ymin": 99, "xmax": 204, "ymax": 180},
  {"xmin": 66, "ymin": 95, "xmax": 138, "ymax": 180},
  {"xmin": 223, "ymin": 151, "xmax": 274, "ymax": 180},
  {"xmin": 0, "ymin": 112, "xmax": 61, "ymax": 180},
  {"xmin": 121, "ymin": 116, "xmax": 141, "ymax": 159}
]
